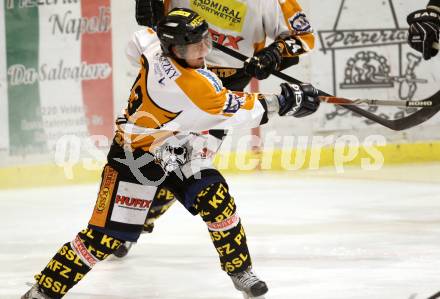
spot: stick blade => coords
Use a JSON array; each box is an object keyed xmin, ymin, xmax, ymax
[
  {"xmin": 390, "ymin": 89, "xmax": 440, "ymax": 131},
  {"xmin": 334, "ymin": 89, "xmax": 440, "ymax": 131}
]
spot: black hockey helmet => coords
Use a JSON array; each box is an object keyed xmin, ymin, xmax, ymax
[{"xmin": 157, "ymin": 7, "xmax": 210, "ymax": 56}]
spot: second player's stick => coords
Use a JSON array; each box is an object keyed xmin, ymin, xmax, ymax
[
  {"xmin": 319, "ymin": 96, "xmax": 437, "ymax": 108},
  {"xmin": 213, "ymin": 42, "xmax": 440, "ymax": 131}
]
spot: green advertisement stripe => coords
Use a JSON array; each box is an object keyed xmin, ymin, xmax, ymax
[{"xmin": 5, "ymin": 4, "xmax": 45, "ymax": 155}]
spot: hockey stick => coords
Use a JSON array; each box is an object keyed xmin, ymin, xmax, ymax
[
  {"xmin": 319, "ymin": 96, "xmax": 436, "ymax": 108},
  {"xmin": 213, "ymin": 42, "xmax": 440, "ymax": 131},
  {"xmin": 427, "ymin": 290, "xmax": 440, "ymax": 299}
]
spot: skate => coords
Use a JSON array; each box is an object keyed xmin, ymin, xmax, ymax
[
  {"xmin": 113, "ymin": 241, "xmax": 134, "ymax": 258},
  {"xmin": 230, "ymin": 267, "xmax": 268, "ymax": 299},
  {"xmin": 21, "ymin": 284, "xmax": 52, "ymax": 299}
]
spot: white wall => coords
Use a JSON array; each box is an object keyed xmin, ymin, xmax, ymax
[{"xmin": 111, "ymin": 0, "xmax": 141, "ymax": 118}]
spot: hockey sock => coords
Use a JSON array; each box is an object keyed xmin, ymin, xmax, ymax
[
  {"xmin": 35, "ymin": 228, "xmax": 123, "ymax": 298},
  {"xmin": 193, "ymin": 183, "xmax": 252, "ymax": 275}
]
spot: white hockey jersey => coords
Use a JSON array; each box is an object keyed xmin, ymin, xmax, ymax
[
  {"xmin": 161, "ymin": 0, "xmax": 314, "ymax": 68},
  {"xmin": 126, "ymin": 0, "xmax": 314, "ymax": 84},
  {"xmin": 116, "ymin": 29, "xmax": 267, "ymax": 154}
]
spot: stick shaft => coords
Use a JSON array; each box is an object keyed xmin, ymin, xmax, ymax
[{"xmin": 320, "ymin": 96, "xmax": 434, "ymax": 108}]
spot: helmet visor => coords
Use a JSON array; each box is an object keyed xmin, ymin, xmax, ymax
[{"xmin": 174, "ymin": 32, "xmax": 212, "ymax": 60}]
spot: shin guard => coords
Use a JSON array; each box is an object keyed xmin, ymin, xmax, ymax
[
  {"xmin": 35, "ymin": 228, "xmax": 123, "ymax": 298},
  {"xmin": 194, "ymin": 183, "xmax": 252, "ymax": 274}
]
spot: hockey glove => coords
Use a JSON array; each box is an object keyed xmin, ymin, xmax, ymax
[
  {"xmin": 244, "ymin": 43, "xmax": 282, "ymax": 80},
  {"xmin": 135, "ymin": 0, "xmax": 164, "ymax": 28},
  {"xmin": 407, "ymin": 8, "xmax": 440, "ymax": 60},
  {"xmin": 278, "ymin": 83, "xmax": 320, "ymax": 118}
]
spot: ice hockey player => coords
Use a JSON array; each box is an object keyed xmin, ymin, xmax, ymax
[
  {"xmin": 407, "ymin": 0, "xmax": 440, "ymax": 60},
  {"xmin": 22, "ymin": 8, "xmax": 320, "ymax": 299},
  {"xmin": 114, "ymin": 0, "xmax": 315, "ymax": 258}
]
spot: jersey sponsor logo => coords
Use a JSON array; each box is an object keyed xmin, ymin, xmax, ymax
[
  {"xmin": 158, "ymin": 54, "xmax": 180, "ymax": 81},
  {"xmin": 223, "ymin": 93, "xmax": 244, "ymax": 113},
  {"xmin": 115, "ymin": 195, "xmax": 152, "ymax": 210},
  {"xmin": 190, "ymin": 0, "xmax": 247, "ymax": 32},
  {"xmin": 209, "ymin": 67, "xmax": 238, "ymax": 78},
  {"xmin": 110, "ymin": 182, "xmax": 157, "ymax": 225},
  {"xmin": 288, "ymin": 12, "xmax": 312, "ymax": 33},
  {"xmin": 209, "ymin": 28, "xmax": 243, "ymax": 50},
  {"xmin": 89, "ymin": 166, "xmax": 118, "ymax": 227},
  {"xmin": 197, "ymin": 69, "xmax": 223, "ymax": 93}
]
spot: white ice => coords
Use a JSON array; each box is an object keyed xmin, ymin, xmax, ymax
[{"xmin": 1, "ymin": 164, "xmax": 440, "ymax": 299}]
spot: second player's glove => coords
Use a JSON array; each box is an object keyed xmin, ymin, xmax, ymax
[
  {"xmin": 244, "ymin": 43, "xmax": 283, "ymax": 80},
  {"xmin": 135, "ymin": 0, "xmax": 164, "ymax": 28},
  {"xmin": 407, "ymin": 8, "xmax": 440, "ymax": 60},
  {"xmin": 277, "ymin": 83, "xmax": 320, "ymax": 118}
]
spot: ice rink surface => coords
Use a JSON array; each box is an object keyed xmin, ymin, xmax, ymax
[{"xmin": 1, "ymin": 164, "xmax": 440, "ymax": 299}]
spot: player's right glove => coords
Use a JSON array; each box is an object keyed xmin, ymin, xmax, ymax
[
  {"xmin": 135, "ymin": 0, "xmax": 164, "ymax": 28},
  {"xmin": 277, "ymin": 83, "xmax": 320, "ymax": 118},
  {"xmin": 407, "ymin": 8, "xmax": 440, "ymax": 60}
]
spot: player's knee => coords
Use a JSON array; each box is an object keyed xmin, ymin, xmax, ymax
[{"xmin": 195, "ymin": 183, "xmax": 240, "ymax": 230}]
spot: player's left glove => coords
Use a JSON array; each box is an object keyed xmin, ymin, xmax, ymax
[
  {"xmin": 243, "ymin": 33, "xmax": 311, "ymax": 80},
  {"xmin": 407, "ymin": 8, "xmax": 440, "ymax": 60},
  {"xmin": 243, "ymin": 43, "xmax": 282, "ymax": 80},
  {"xmin": 278, "ymin": 83, "xmax": 320, "ymax": 118},
  {"xmin": 135, "ymin": 0, "xmax": 164, "ymax": 28}
]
